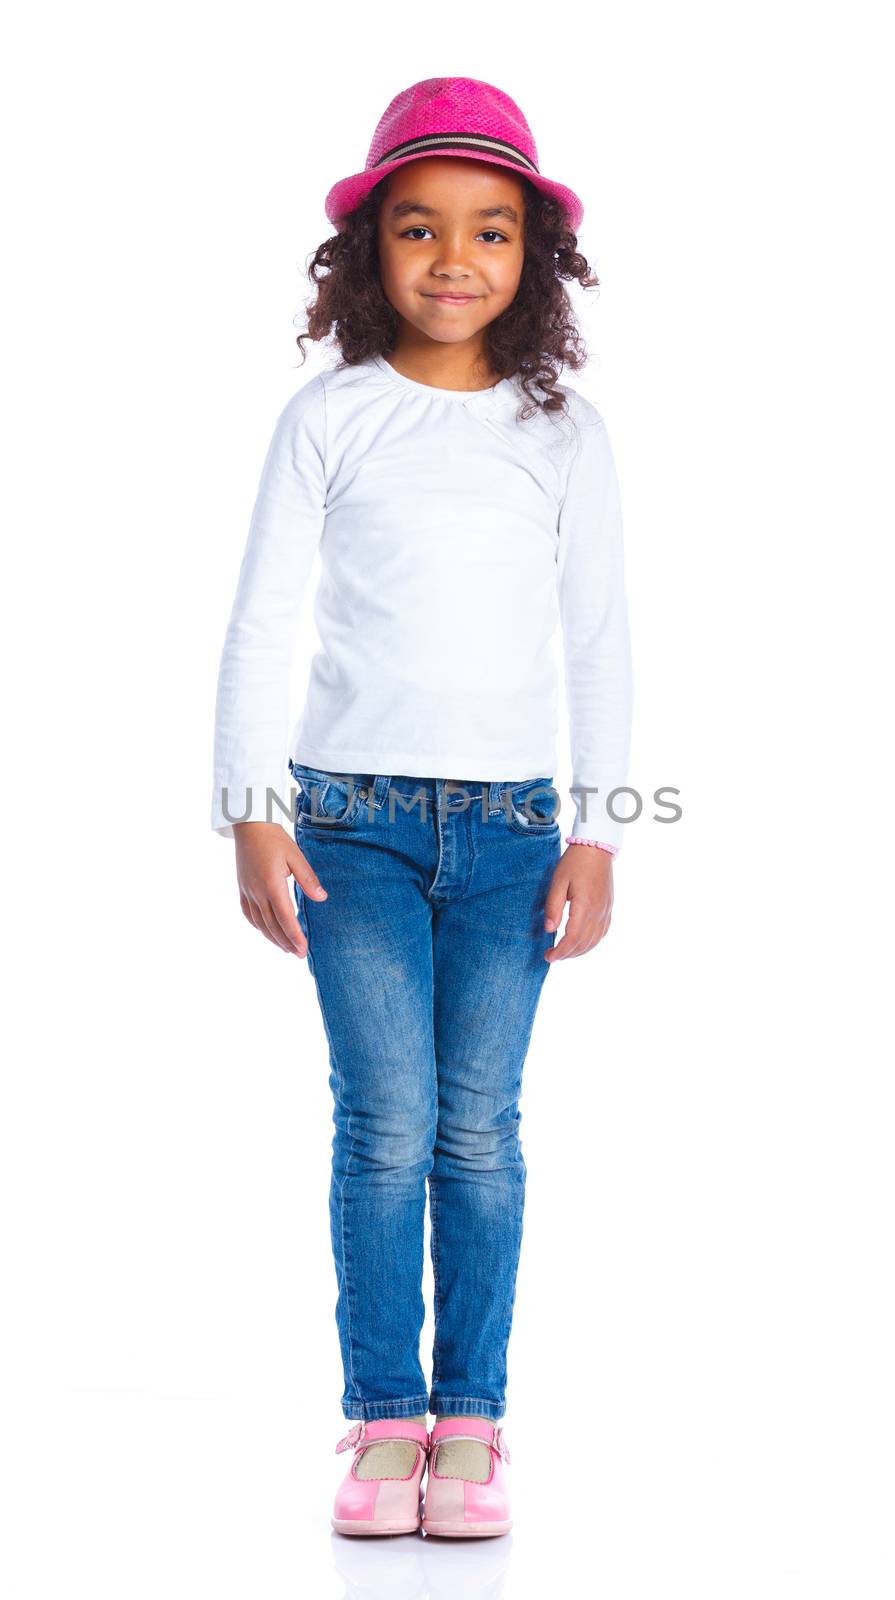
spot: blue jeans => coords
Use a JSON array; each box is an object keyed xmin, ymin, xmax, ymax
[{"xmin": 288, "ymin": 761, "xmax": 561, "ymax": 1422}]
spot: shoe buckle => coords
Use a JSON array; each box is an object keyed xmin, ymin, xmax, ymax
[
  {"xmin": 492, "ymin": 1424, "xmax": 511, "ymax": 1463},
  {"xmin": 335, "ymin": 1421, "xmax": 365, "ymax": 1453}
]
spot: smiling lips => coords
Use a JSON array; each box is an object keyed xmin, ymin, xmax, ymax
[{"xmin": 424, "ymin": 293, "xmax": 480, "ymax": 304}]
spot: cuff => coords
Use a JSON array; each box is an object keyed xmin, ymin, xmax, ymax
[{"xmin": 211, "ymin": 774, "xmax": 295, "ymax": 838}]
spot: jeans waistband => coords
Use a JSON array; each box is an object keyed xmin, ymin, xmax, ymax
[{"xmin": 289, "ymin": 763, "xmax": 553, "ymax": 819}]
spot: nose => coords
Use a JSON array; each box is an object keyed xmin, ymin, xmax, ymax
[{"xmin": 429, "ymin": 229, "xmax": 475, "ymax": 278}]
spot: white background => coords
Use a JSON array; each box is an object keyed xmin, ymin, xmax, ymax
[{"xmin": 3, "ymin": 4, "xmax": 893, "ymax": 1597}]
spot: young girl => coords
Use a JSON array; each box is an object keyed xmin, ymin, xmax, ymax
[{"xmin": 211, "ymin": 76, "xmax": 633, "ymax": 1537}]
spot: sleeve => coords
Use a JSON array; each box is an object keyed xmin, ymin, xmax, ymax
[
  {"xmin": 555, "ymin": 408, "xmax": 634, "ymax": 853},
  {"xmin": 210, "ymin": 376, "xmax": 327, "ymax": 838}
]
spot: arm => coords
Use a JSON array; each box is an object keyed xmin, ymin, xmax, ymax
[
  {"xmin": 544, "ymin": 407, "xmax": 633, "ymax": 963},
  {"xmin": 210, "ymin": 376, "xmax": 328, "ymax": 838},
  {"xmin": 555, "ymin": 407, "xmax": 634, "ymax": 854}
]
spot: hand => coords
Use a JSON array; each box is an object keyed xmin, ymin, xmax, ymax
[
  {"xmin": 233, "ymin": 821, "xmax": 328, "ymax": 958},
  {"xmin": 543, "ymin": 846, "xmax": 614, "ymax": 962}
]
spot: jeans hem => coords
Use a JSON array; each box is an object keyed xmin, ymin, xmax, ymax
[
  {"xmin": 428, "ymin": 1395, "xmax": 505, "ymax": 1420},
  {"xmin": 342, "ymin": 1395, "xmax": 431, "ymax": 1421}
]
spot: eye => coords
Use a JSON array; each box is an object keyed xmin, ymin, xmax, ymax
[{"xmin": 399, "ymin": 227, "xmax": 509, "ymax": 244}]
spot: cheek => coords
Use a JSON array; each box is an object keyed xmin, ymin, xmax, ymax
[
  {"xmin": 376, "ymin": 264, "xmax": 408, "ymax": 316},
  {"xmin": 379, "ymin": 258, "xmax": 416, "ymax": 308},
  {"xmin": 489, "ymin": 252, "xmax": 524, "ymax": 298},
  {"xmin": 377, "ymin": 240, "xmax": 404, "ymax": 285},
  {"xmin": 488, "ymin": 273, "xmax": 523, "ymax": 310}
]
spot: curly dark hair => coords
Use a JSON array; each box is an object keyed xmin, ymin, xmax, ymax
[{"xmin": 294, "ymin": 174, "xmax": 599, "ymax": 420}]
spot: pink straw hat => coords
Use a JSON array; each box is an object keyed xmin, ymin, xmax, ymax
[{"xmin": 324, "ymin": 77, "xmax": 584, "ymax": 234}]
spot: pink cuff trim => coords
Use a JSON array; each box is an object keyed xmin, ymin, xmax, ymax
[{"xmin": 564, "ymin": 837, "xmax": 618, "ymax": 856}]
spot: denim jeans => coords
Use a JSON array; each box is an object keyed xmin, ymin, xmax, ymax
[{"xmin": 288, "ymin": 761, "xmax": 561, "ymax": 1422}]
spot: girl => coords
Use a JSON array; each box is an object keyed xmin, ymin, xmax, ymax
[{"xmin": 211, "ymin": 76, "xmax": 633, "ymax": 1537}]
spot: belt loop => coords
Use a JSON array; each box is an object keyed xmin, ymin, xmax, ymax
[
  {"xmin": 489, "ymin": 779, "xmax": 504, "ymax": 816},
  {"xmin": 373, "ymin": 774, "xmax": 391, "ymax": 811}
]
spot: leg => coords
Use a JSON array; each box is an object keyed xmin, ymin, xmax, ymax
[
  {"xmin": 294, "ymin": 789, "xmax": 438, "ymax": 1421},
  {"xmin": 427, "ymin": 831, "xmax": 557, "ymax": 1420}
]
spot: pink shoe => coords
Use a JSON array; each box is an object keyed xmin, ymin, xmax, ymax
[
  {"xmin": 421, "ymin": 1417, "xmax": 513, "ymax": 1538},
  {"xmin": 332, "ymin": 1419, "xmax": 430, "ymax": 1536}
]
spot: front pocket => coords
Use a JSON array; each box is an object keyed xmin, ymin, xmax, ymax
[
  {"xmin": 506, "ymin": 778, "xmax": 561, "ymax": 836},
  {"xmin": 294, "ymin": 769, "xmax": 367, "ymax": 829}
]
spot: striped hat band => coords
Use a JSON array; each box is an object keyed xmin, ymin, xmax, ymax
[{"xmin": 373, "ymin": 131, "xmax": 540, "ymax": 176}]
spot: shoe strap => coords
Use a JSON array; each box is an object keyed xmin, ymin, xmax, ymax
[
  {"xmin": 429, "ymin": 1418, "xmax": 511, "ymax": 1464},
  {"xmin": 335, "ymin": 1419, "xmax": 431, "ymax": 1453}
]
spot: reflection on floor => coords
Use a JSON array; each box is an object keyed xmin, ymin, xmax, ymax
[{"xmin": 331, "ymin": 1527, "xmax": 513, "ymax": 1599}]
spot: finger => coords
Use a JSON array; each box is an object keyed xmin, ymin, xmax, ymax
[
  {"xmin": 242, "ymin": 894, "xmax": 269, "ymax": 938},
  {"xmin": 543, "ymin": 890, "xmax": 568, "ymax": 933},
  {"xmin": 546, "ymin": 898, "xmax": 594, "ymax": 962},
  {"xmin": 255, "ymin": 894, "xmax": 298, "ymax": 954},
  {"xmin": 242, "ymin": 889, "xmax": 290, "ymax": 951},
  {"xmin": 290, "ymin": 845, "xmax": 328, "ymax": 900},
  {"xmin": 554, "ymin": 907, "xmax": 612, "ymax": 961},
  {"xmin": 251, "ymin": 911, "xmax": 282, "ymax": 951},
  {"xmin": 268, "ymin": 879, "xmax": 309, "ymax": 958},
  {"xmin": 252, "ymin": 905, "xmax": 286, "ymax": 950},
  {"xmin": 543, "ymin": 871, "xmax": 570, "ymax": 933}
]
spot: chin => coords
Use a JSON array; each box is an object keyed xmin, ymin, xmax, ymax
[
  {"xmin": 407, "ymin": 319, "xmax": 480, "ymax": 344},
  {"xmin": 431, "ymin": 320, "xmax": 479, "ymax": 334}
]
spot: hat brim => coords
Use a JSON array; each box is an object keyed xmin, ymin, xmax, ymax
[{"xmin": 324, "ymin": 148, "xmax": 583, "ymax": 234}]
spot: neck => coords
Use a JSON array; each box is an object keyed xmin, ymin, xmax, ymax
[{"xmin": 385, "ymin": 334, "xmax": 499, "ymax": 392}]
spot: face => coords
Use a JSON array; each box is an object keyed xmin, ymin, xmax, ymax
[{"xmin": 376, "ymin": 156, "xmax": 525, "ymax": 351}]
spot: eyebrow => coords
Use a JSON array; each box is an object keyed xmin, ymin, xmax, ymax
[{"xmin": 388, "ymin": 200, "xmax": 521, "ymax": 225}]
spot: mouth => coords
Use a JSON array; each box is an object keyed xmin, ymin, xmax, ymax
[{"xmin": 422, "ymin": 293, "xmax": 481, "ymax": 305}]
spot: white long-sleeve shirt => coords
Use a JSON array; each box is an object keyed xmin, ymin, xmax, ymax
[{"xmin": 211, "ymin": 353, "xmax": 633, "ymax": 849}]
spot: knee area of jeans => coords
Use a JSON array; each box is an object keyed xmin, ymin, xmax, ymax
[
  {"xmin": 434, "ymin": 1124, "xmax": 523, "ymax": 1170},
  {"xmin": 336, "ymin": 1126, "xmax": 436, "ymax": 1177}
]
